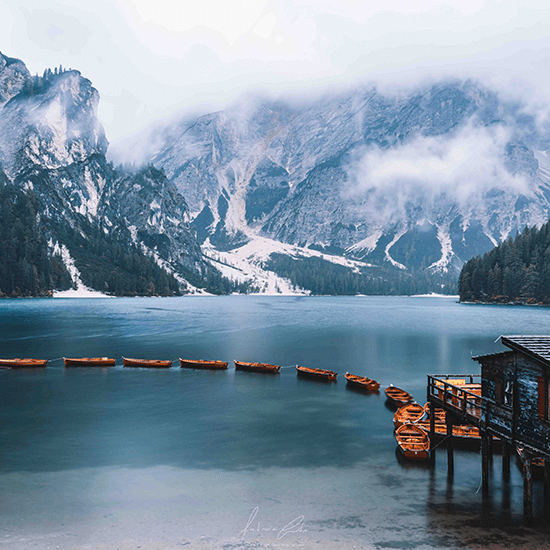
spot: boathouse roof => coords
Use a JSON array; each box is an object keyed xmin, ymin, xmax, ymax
[
  {"xmin": 472, "ymin": 350, "xmax": 513, "ymax": 362},
  {"xmin": 473, "ymin": 335, "xmax": 550, "ymax": 368}
]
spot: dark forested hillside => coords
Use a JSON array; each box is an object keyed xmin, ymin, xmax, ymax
[
  {"xmin": 51, "ymin": 218, "xmax": 183, "ymax": 297},
  {"xmin": 0, "ymin": 186, "xmax": 72, "ymax": 296},
  {"xmin": 266, "ymin": 253, "xmax": 458, "ymax": 296},
  {"xmin": 458, "ymin": 221, "xmax": 550, "ymax": 303},
  {"xmin": 0, "ymin": 184, "xmax": 187, "ymax": 297}
]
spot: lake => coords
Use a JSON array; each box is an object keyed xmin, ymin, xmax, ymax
[{"xmin": 1, "ymin": 296, "xmax": 549, "ymax": 549}]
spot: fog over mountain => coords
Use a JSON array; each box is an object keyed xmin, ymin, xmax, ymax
[
  {"xmin": 2, "ymin": 46, "xmax": 550, "ymax": 295},
  {"xmin": 4, "ymin": 0, "xmax": 550, "ymax": 144},
  {"xmin": 122, "ymin": 79, "xmax": 550, "ymax": 288}
]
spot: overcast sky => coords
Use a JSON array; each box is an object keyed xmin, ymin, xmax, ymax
[{"xmin": 1, "ymin": 0, "xmax": 549, "ymax": 144}]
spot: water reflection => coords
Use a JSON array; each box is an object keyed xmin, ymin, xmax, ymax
[
  {"xmin": 344, "ymin": 383, "xmax": 380, "ymax": 396},
  {"xmin": 424, "ymin": 447, "xmax": 550, "ymax": 547}
]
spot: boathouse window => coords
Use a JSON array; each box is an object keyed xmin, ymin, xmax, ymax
[
  {"xmin": 495, "ymin": 380, "xmax": 514, "ymax": 407},
  {"xmin": 503, "ymin": 380, "xmax": 514, "ymax": 407},
  {"xmin": 538, "ymin": 377, "xmax": 550, "ymax": 421},
  {"xmin": 494, "ymin": 378, "xmax": 513, "ymax": 407}
]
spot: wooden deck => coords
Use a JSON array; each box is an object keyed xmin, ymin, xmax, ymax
[
  {"xmin": 427, "ymin": 374, "xmax": 549, "ymax": 460},
  {"xmin": 427, "ymin": 374, "xmax": 483, "ymax": 424}
]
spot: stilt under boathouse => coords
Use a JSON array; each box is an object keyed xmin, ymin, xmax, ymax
[{"xmin": 427, "ymin": 335, "xmax": 550, "ymax": 523}]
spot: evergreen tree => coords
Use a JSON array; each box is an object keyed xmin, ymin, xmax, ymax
[
  {"xmin": 0, "ymin": 186, "xmax": 72, "ymax": 296},
  {"xmin": 459, "ymin": 220, "xmax": 550, "ymax": 303}
]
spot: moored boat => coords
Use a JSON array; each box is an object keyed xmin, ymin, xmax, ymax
[
  {"xmin": 385, "ymin": 385, "xmax": 413, "ymax": 407},
  {"xmin": 296, "ymin": 365, "xmax": 337, "ymax": 381},
  {"xmin": 0, "ymin": 358, "xmax": 48, "ymax": 368},
  {"xmin": 179, "ymin": 358, "xmax": 228, "ymax": 369},
  {"xmin": 63, "ymin": 357, "xmax": 116, "ymax": 367},
  {"xmin": 345, "ymin": 372, "xmax": 380, "ymax": 391},
  {"xmin": 395, "ymin": 423, "xmax": 430, "ymax": 460},
  {"xmin": 393, "ymin": 402, "xmax": 425, "ymax": 429},
  {"xmin": 416, "ymin": 420, "xmax": 445, "ymax": 437},
  {"xmin": 122, "ymin": 357, "xmax": 173, "ymax": 368},
  {"xmin": 422, "ymin": 403, "xmax": 446, "ymax": 423},
  {"xmin": 234, "ymin": 360, "xmax": 280, "ymax": 373}
]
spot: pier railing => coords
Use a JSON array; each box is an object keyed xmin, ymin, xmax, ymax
[
  {"xmin": 427, "ymin": 374, "xmax": 549, "ymax": 459},
  {"xmin": 427, "ymin": 374, "xmax": 485, "ymax": 425}
]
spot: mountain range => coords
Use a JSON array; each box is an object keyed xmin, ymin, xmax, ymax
[{"xmin": 2, "ymin": 50, "xmax": 550, "ymax": 296}]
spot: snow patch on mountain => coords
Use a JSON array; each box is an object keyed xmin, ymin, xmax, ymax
[
  {"xmin": 54, "ymin": 286, "xmax": 109, "ymax": 298},
  {"xmin": 429, "ymin": 226, "xmax": 453, "ymax": 272},
  {"xmin": 202, "ymin": 237, "xmax": 304, "ymax": 294},
  {"xmin": 534, "ymin": 149, "xmax": 550, "ymax": 185},
  {"xmin": 202, "ymin": 235, "xmax": 372, "ymax": 294},
  {"xmin": 347, "ymin": 231, "xmax": 382, "ymax": 255},
  {"xmin": 49, "ymin": 239, "xmax": 107, "ymax": 297},
  {"xmin": 385, "ymin": 231, "xmax": 407, "ymax": 270}
]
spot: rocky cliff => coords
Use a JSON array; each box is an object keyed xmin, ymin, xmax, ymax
[{"xmin": 0, "ymin": 52, "xmax": 206, "ymax": 295}]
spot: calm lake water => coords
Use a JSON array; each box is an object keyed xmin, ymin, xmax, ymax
[{"xmin": 1, "ymin": 296, "xmax": 549, "ymax": 549}]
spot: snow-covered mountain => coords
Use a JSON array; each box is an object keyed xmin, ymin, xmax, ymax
[
  {"xmin": 0, "ymin": 52, "xmax": 206, "ymax": 295},
  {"xmin": 128, "ymin": 81, "xmax": 550, "ymax": 288},
  {"xmin": 3, "ymin": 47, "xmax": 550, "ymax": 295}
]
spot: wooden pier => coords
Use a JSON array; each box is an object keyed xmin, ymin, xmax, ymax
[{"xmin": 427, "ymin": 335, "xmax": 550, "ymax": 523}]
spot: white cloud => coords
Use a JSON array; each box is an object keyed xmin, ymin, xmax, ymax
[
  {"xmin": 345, "ymin": 122, "xmax": 530, "ymax": 224},
  {"xmin": 123, "ymin": 0, "xmax": 270, "ymax": 47},
  {"xmin": 2, "ymin": 0, "xmax": 550, "ymax": 143}
]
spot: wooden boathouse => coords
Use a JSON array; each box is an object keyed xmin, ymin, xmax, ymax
[{"xmin": 427, "ymin": 335, "xmax": 550, "ymax": 522}]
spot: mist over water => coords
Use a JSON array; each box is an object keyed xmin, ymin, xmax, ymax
[{"xmin": 1, "ymin": 296, "xmax": 550, "ymax": 549}]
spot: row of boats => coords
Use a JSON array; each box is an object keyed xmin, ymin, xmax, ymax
[
  {"xmin": 0, "ymin": 357, "xmax": 477, "ymax": 463},
  {"xmin": 3, "ymin": 356, "xmax": 541, "ymax": 470},
  {"xmin": 0, "ymin": 357, "xmax": 380, "ymax": 388}
]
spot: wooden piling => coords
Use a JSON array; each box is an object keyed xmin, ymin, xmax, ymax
[
  {"xmin": 446, "ymin": 418, "xmax": 454, "ymax": 473},
  {"xmin": 481, "ymin": 432, "xmax": 490, "ymax": 494},
  {"xmin": 502, "ymin": 442, "xmax": 510, "ymax": 480},
  {"xmin": 429, "ymin": 402, "xmax": 436, "ymax": 440},
  {"xmin": 429, "ymin": 402, "xmax": 436, "ymax": 464},
  {"xmin": 523, "ymin": 452, "xmax": 533, "ymax": 524},
  {"xmin": 545, "ymin": 460, "xmax": 550, "ymax": 505}
]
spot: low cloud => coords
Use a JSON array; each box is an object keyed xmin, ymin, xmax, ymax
[{"xmin": 345, "ymin": 122, "xmax": 531, "ymax": 225}]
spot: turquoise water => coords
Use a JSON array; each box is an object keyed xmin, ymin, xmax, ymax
[{"xmin": 0, "ymin": 296, "xmax": 549, "ymax": 549}]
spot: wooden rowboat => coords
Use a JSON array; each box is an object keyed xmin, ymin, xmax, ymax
[
  {"xmin": 179, "ymin": 358, "xmax": 228, "ymax": 369},
  {"xmin": 64, "ymin": 357, "xmax": 116, "ymax": 367},
  {"xmin": 345, "ymin": 372, "xmax": 380, "ymax": 391},
  {"xmin": 423, "ymin": 403, "xmax": 446, "ymax": 423},
  {"xmin": 234, "ymin": 360, "xmax": 280, "ymax": 373},
  {"xmin": 0, "ymin": 358, "xmax": 48, "ymax": 368},
  {"xmin": 296, "ymin": 365, "xmax": 337, "ymax": 381},
  {"xmin": 122, "ymin": 357, "xmax": 172, "ymax": 368},
  {"xmin": 393, "ymin": 402, "xmax": 425, "ymax": 429},
  {"xmin": 416, "ymin": 420, "xmax": 445, "ymax": 437},
  {"xmin": 385, "ymin": 385, "xmax": 413, "ymax": 407},
  {"xmin": 395, "ymin": 423, "xmax": 430, "ymax": 460}
]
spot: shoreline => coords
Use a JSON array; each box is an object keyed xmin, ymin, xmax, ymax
[
  {"xmin": 460, "ymin": 300, "xmax": 550, "ymax": 308},
  {"xmin": 2, "ymin": 292, "xmax": 460, "ymax": 300}
]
